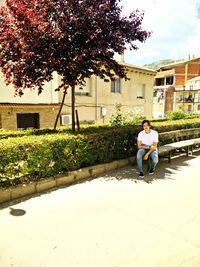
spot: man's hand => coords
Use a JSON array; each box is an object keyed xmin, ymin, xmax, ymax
[{"xmin": 143, "ymin": 153, "xmax": 149, "ymax": 160}]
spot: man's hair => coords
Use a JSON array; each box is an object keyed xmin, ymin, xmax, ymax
[{"xmin": 142, "ymin": 119, "xmax": 151, "ymax": 127}]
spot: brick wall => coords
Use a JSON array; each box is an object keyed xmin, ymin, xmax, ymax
[
  {"xmin": 165, "ymin": 86, "xmax": 175, "ymax": 113},
  {"xmin": 0, "ymin": 105, "xmax": 60, "ymax": 130}
]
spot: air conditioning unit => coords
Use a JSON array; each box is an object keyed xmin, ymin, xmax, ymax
[{"xmin": 61, "ymin": 114, "xmax": 72, "ymax": 125}]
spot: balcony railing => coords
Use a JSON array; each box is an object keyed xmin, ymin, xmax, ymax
[{"xmin": 176, "ymin": 97, "xmax": 200, "ymax": 103}]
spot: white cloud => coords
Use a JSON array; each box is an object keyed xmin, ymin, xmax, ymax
[{"xmin": 122, "ymin": 0, "xmax": 200, "ymax": 65}]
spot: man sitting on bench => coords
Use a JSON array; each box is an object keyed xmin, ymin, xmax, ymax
[{"xmin": 137, "ymin": 120, "xmax": 159, "ymax": 178}]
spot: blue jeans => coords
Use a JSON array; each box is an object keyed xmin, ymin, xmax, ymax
[{"xmin": 136, "ymin": 149, "xmax": 159, "ymax": 173}]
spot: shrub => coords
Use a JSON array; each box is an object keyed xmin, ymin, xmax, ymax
[
  {"xmin": 109, "ymin": 110, "xmax": 143, "ymax": 126},
  {"xmin": 165, "ymin": 110, "xmax": 187, "ymax": 120},
  {"xmin": 0, "ymin": 117, "xmax": 200, "ymax": 188},
  {"xmin": 109, "ymin": 110, "xmax": 126, "ymax": 126},
  {"xmin": 0, "ymin": 128, "xmax": 138, "ymax": 187}
]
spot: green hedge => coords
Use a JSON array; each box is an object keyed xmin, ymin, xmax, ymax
[
  {"xmin": 151, "ymin": 118, "xmax": 200, "ymax": 132},
  {"xmin": 0, "ymin": 117, "xmax": 200, "ymax": 188},
  {"xmin": 0, "ymin": 127, "xmax": 138, "ymax": 188},
  {"xmin": 1, "ymin": 117, "xmax": 200, "ymax": 139}
]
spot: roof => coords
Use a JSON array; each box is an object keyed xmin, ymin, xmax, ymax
[
  {"xmin": 0, "ymin": 103, "xmax": 60, "ymax": 107},
  {"xmin": 158, "ymin": 57, "xmax": 200, "ymax": 70},
  {"xmin": 119, "ymin": 61, "xmax": 156, "ymax": 74}
]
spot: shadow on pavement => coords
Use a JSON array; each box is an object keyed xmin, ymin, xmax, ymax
[
  {"xmin": 99, "ymin": 151, "xmax": 200, "ymax": 184},
  {"xmin": 9, "ymin": 207, "xmax": 26, "ymax": 216}
]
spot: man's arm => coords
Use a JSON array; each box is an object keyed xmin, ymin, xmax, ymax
[
  {"xmin": 137, "ymin": 140, "xmax": 152, "ymax": 150},
  {"xmin": 149, "ymin": 141, "xmax": 158, "ymax": 150},
  {"xmin": 143, "ymin": 141, "xmax": 158, "ymax": 160}
]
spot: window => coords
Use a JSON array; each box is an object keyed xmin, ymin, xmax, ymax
[
  {"xmin": 188, "ymin": 105, "xmax": 192, "ymax": 112},
  {"xmin": 155, "ymin": 78, "xmax": 164, "ymax": 86},
  {"xmin": 166, "ymin": 76, "xmax": 174, "ymax": 85},
  {"xmin": 75, "ymin": 78, "xmax": 91, "ymax": 96},
  {"xmin": 17, "ymin": 113, "xmax": 39, "ymax": 130},
  {"xmin": 198, "ymin": 104, "xmax": 200, "ymax": 111},
  {"xmin": 111, "ymin": 78, "xmax": 121, "ymax": 93},
  {"xmin": 75, "ymin": 91, "xmax": 90, "ymax": 96},
  {"xmin": 137, "ymin": 84, "xmax": 145, "ymax": 99}
]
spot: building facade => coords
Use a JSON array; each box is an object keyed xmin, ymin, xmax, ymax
[
  {"xmin": 0, "ymin": 62, "xmax": 156, "ymax": 130},
  {"xmin": 0, "ymin": 72, "xmax": 60, "ymax": 130},
  {"xmin": 153, "ymin": 57, "xmax": 200, "ymax": 118},
  {"xmin": 60, "ymin": 62, "xmax": 156, "ymax": 125},
  {"xmin": 175, "ymin": 76, "xmax": 200, "ymax": 113}
]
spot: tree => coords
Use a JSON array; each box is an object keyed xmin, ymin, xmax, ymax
[{"xmin": 0, "ymin": 0, "xmax": 151, "ymax": 131}]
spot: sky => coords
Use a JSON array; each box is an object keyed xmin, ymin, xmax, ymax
[
  {"xmin": 1, "ymin": 0, "xmax": 200, "ymax": 66},
  {"xmin": 121, "ymin": 0, "xmax": 200, "ymax": 66}
]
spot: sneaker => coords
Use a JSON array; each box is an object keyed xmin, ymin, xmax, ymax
[
  {"xmin": 139, "ymin": 172, "xmax": 144, "ymax": 178},
  {"xmin": 149, "ymin": 168, "xmax": 154, "ymax": 175}
]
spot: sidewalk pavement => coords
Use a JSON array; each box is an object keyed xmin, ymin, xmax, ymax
[{"xmin": 0, "ymin": 152, "xmax": 200, "ymax": 267}]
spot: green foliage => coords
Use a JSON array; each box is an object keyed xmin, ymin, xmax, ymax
[
  {"xmin": 0, "ymin": 117, "xmax": 200, "ymax": 188},
  {"xmin": 123, "ymin": 111, "xmax": 144, "ymax": 125},
  {"xmin": 151, "ymin": 117, "xmax": 200, "ymax": 132},
  {"xmin": 0, "ymin": 128, "xmax": 137, "ymax": 188},
  {"xmin": 143, "ymin": 58, "xmax": 184, "ymax": 70},
  {"xmin": 185, "ymin": 113, "xmax": 200, "ymax": 119},
  {"xmin": 109, "ymin": 110, "xmax": 126, "ymax": 126},
  {"xmin": 0, "ymin": 127, "xmax": 69, "ymax": 140},
  {"xmin": 165, "ymin": 110, "xmax": 187, "ymax": 120},
  {"xmin": 109, "ymin": 109, "xmax": 143, "ymax": 126},
  {"xmin": 0, "ymin": 0, "xmax": 150, "ymax": 96}
]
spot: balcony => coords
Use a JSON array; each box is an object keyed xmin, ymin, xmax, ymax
[
  {"xmin": 176, "ymin": 96, "xmax": 193, "ymax": 103},
  {"xmin": 176, "ymin": 97, "xmax": 200, "ymax": 103}
]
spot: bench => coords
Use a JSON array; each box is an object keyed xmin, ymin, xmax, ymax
[
  {"xmin": 157, "ymin": 128, "xmax": 200, "ymax": 162},
  {"xmin": 158, "ymin": 137, "xmax": 200, "ymax": 162}
]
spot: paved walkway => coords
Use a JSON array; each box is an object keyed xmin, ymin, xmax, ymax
[{"xmin": 0, "ymin": 152, "xmax": 200, "ymax": 267}]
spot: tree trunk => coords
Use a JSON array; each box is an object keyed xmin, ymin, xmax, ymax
[
  {"xmin": 53, "ymin": 87, "xmax": 67, "ymax": 131},
  {"xmin": 71, "ymin": 85, "xmax": 76, "ymax": 132},
  {"xmin": 75, "ymin": 109, "xmax": 80, "ymax": 131}
]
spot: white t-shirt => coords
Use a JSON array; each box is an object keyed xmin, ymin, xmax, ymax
[{"xmin": 137, "ymin": 129, "xmax": 158, "ymax": 146}]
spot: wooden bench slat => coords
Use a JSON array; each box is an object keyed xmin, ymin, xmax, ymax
[
  {"xmin": 158, "ymin": 138, "xmax": 200, "ymax": 154},
  {"xmin": 157, "ymin": 137, "xmax": 200, "ymax": 162}
]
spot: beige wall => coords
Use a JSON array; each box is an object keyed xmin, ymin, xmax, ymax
[
  {"xmin": 60, "ymin": 67, "xmax": 155, "ymax": 124},
  {"xmin": 0, "ymin": 72, "xmax": 59, "ymax": 104}
]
